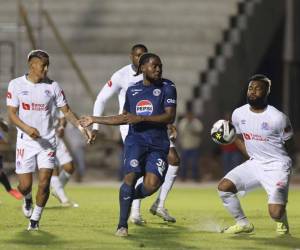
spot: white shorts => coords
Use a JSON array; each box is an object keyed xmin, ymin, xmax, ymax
[
  {"xmin": 15, "ymin": 136, "xmax": 56, "ymax": 174},
  {"xmin": 55, "ymin": 136, "xmax": 72, "ymax": 166},
  {"xmin": 224, "ymin": 159, "xmax": 291, "ymax": 205},
  {"xmin": 120, "ymin": 125, "xmax": 176, "ymax": 148}
]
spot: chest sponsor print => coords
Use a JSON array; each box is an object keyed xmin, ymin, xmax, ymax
[{"xmin": 136, "ymin": 100, "xmax": 153, "ymax": 116}]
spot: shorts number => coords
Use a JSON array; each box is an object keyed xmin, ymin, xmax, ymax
[{"xmin": 156, "ymin": 159, "xmax": 166, "ymax": 176}]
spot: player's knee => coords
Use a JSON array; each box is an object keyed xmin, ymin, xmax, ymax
[
  {"xmin": 38, "ymin": 179, "xmax": 51, "ymax": 193},
  {"xmin": 18, "ymin": 184, "xmax": 31, "ymax": 195},
  {"xmin": 143, "ymin": 184, "xmax": 158, "ymax": 196},
  {"xmin": 269, "ymin": 205, "xmax": 285, "ymax": 220},
  {"xmin": 217, "ymin": 178, "xmax": 237, "ymax": 193},
  {"xmin": 63, "ymin": 162, "xmax": 75, "ymax": 174}
]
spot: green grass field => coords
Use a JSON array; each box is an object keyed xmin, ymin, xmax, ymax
[{"xmin": 1, "ymin": 184, "xmax": 300, "ymax": 250}]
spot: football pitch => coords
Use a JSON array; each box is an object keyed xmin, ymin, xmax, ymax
[{"xmin": 1, "ymin": 184, "xmax": 300, "ymax": 250}]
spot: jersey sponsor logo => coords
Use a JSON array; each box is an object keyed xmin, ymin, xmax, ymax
[
  {"xmin": 22, "ymin": 102, "xmax": 30, "ymax": 110},
  {"xmin": 7, "ymin": 92, "xmax": 12, "ymax": 99},
  {"xmin": 153, "ymin": 89, "xmax": 161, "ymax": 96},
  {"xmin": 261, "ymin": 122, "xmax": 270, "ymax": 130},
  {"xmin": 107, "ymin": 80, "xmax": 112, "ymax": 87},
  {"xmin": 17, "ymin": 148, "xmax": 24, "ymax": 159},
  {"xmin": 136, "ymin": 100, "xmax": 153, "ymax": 116},
  {"xmin": 130, "ymin": 159, "xmax": 139, "ymax": 168},
  {"xmin": 166, "ymin": 98, "xmax": 176, "ymax": 104},
  {"xmin": 242, "ymin": 132, "xmax": 268, "ymax": 142},
  {"xmin": 31, "ymin": 103, "xmax": 49, "ymax": 111}
]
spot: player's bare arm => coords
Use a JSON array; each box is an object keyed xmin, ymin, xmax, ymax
[
  {"xmin": 60, "ymin": 104, "xmax": 92, "ymax": 143},
  {"xmin": 128, "ymin": 106, "xmax": 176, "ymax": 125},
  {"xmin": 80, "ymin": 112, "xmax": 128, "ymax": 127},
  {"xmin": 234, "ymin": 135, "xmax": 249, "ymax": 159},
  {"xmin": 167, "ymin": 124, "xmax": 177, "ymax": 141},
  {"xmin": 7, "ymin": 106, "xmax": 40, "ymax": 139}
]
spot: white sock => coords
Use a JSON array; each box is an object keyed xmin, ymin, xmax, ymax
[
  {"xmin": 219, "ymin": 191, "xmax": 250, "ymax": 226},
  {"xmin": 131, "ymin": 177, "xmax": 143, "ymax": 216},
  {"xmin": 51, "ymin": 176, "xmax": 69, "ymax": 203},
  {"xmin": 156, "ymin": 165, "xmax": 178, "ymax": 208},
  {"xmin": 59, "ymin": 169, "xmax": 71, "ymax": 187},
  {"xmin": 30, "ymin": 205, "xmax": 44, "ymax": 221}
]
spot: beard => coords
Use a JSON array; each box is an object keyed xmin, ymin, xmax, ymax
[{"xmin": 247, "ymin": 96, "xmax": 268, "ymax": 109}]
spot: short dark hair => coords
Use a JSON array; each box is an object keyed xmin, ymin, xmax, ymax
[
  {"xmin": 131, "ymin": 44, "xmax": 148, "ymax": 53},
  {"xmin": 135, "ymin": 52, "xmax": 160, "ymax": 76},
  {"xmin": 27, "ymin": 49, "xmax": 49, "ymax": 62},
  {"xmin": 248, "ymin": 74, "xmax": 271, "ymax": 94}
]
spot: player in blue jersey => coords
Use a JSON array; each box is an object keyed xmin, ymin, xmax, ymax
[{"xmin": 80, "ymin": 53, "xmax": 177, "ymax": 237}]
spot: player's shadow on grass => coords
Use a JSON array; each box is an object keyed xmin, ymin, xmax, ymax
[
  {"xmin": 229, "ymin": 234, "xmax": 300, "ymax": 249},
  {"xmin": 44, "ymin": 205, "xmax": 73, "ymax": 210},
  {"xmin": 3, "ymin": 230, "xmax": 67, "ymax": 248}
]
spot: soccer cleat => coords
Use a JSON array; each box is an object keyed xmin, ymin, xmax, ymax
[
  {"xmin": 115, "ymin": 227, "xmax": 128, "ymax": 237},
  {"xmin": 27, "ymin": 220, "xmax": 39, "ymax": 231},
  {"xmin": 8, "ymin": 189, "xmax": 23, "ymax": 200},
  {"xmin": 22, "ymin": 199, "xmax": 33, "ymax": 218},
  {"xmin": 276, "ymin": 222, "xmax": 289, "ymax": 235},
  {"xmin": 130, "ymin": 214, "xmax": 146, "ymax": 225},
  {"xmin": 61, "ymin": 201, "xmax": 79, "ymax": 208},
  {"xmin": 150, "ymin": 205, "xmax": 176, "ymax": 223},
  {"xmin": 222, "ymin": 223, "xmax": 254, "ymax": 234}
]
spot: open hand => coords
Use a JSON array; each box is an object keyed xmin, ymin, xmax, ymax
[{"xmin": 79, "ymin": 116, "xmax": 94, "ymax": 128}]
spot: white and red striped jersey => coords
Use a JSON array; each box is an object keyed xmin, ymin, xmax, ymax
[
  {"xmin": 232, "ymin": 104, "xmax": 293, "ymax": 166},
  {"xmin": 92, "ymin": 64, "xmax": 143, "ymax": 133},
  {"xmin": 7, "ymin": 75, "xmax": 67, "ymax": 140}
]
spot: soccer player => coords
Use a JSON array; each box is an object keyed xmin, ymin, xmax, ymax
[
  {"xmin": 6, "ymin": 50, "xmax": 91, "ymax": 230},
  {"xmin": 50, "ymin": 110, "xmax": 78, "ymax": 207},
  {"xmin": 92, "ymin": 44, "xmax": 179, "ymax": 224},
  {"xmin": 218, "ymin": 74, "xmax": 293, "ymax": 234},
  {"xmin": 81, "ymin": 53, "xmax": 177, "ymax": 236},
  {"xmin": 0, "ymin": 119, "xmax": 23, "ymax": 200}
]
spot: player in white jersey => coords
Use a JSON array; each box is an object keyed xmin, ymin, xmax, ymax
[
  {"xmin": 6, "ymin": 50, "xmax": 91, "ymax": 230},
  {"xmin": 92, "ymin": 44, "xmax": 180, "ymax": 224},
  {"xmin": 217, "ymin": 74, "xmax": 294, "ymax": 235},
  {"xmin": 50, "ymin": 110, "xmax": 78, "ymax": 207}
]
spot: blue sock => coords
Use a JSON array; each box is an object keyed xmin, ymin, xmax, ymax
[
  {"xmin": 118, "ymin": 183, "xmax": 134, "ymax": 229},
  {"xmin": 133, "ymin": 183, "xmax": 152, "ymax": 199}
]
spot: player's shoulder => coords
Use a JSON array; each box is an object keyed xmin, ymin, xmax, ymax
[
  {"xmin": 267, "ymin": 105, "xmax": 288, "ymax": 121},
  {"xmin": 232, "ymin": 104, "xmax": 249, "ymax": 117},
  {"xmin": 162, "ymin": 78, "xmax": 176, "ymax": 87},
  {"xmin": 127, "ymin": 80, "xmax": 143, "ymax": 91},
  {"xmin": 9, "ymin": 75, "xmax": 26, "ymax": 85},
  {"xmin": 113, "ymin": 64, "xmax": 133, "ymax": 78}
]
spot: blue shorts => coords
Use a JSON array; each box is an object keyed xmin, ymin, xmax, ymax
[{"xmin": 123, "ymin": 141, "xmax": 168, "ymax": 181}]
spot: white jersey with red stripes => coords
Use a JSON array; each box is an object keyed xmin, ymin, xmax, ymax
[
  {"xmin": 7, "ymin": 75, "xmax": 67, "ymax": 140},
  {"xmin": 92, "ymin": 64, "xmax": 143, "ymax": 139},
  {"xmin": 232, "ymin": 104, "xmax": 293, "ymax": 166}
]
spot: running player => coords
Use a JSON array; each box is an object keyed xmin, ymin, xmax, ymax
[
  {"xmin": 218, "ymin": 74, "xmax": 293, "ymax": 235},
  {"xmin": 50, "ymin": 110, "xmax": 78, "ymax": 207},
  {"xmin": 6, "ymin": 50, "xmax": 91, "ymax": 230},
  {"xmin": 92, "ymin": 44, "xmax": 179, "ymax": 224},
  {"xmin": 81, "ymin": 53, "xmax": 177, "ymax": 236}
]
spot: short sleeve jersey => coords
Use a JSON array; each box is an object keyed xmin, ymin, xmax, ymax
[
  {"xmin": 7, "ymin": 75, "xmax": 67, "ymax": 140},
  {"xmin": 232, "ymin": 104, "xmax": 293, "ymax": 165},
  {"xmin": 124, "ymin": 78, "xmax": 177, "ymax": 146}
]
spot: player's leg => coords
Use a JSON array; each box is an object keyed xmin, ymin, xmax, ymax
[
  {"xmin": 150, "ymin": 145, "xmax": 179, "ymax": 222},
  {"xmin": 0, "ymin": 157, "xmax": 22, "ymax": 199},
  {"xmin": 260, "ymin": 166, "xmax": 291, "ymax": 234},
  {"xmin": 218, "ymin": 160, "xmax": 259, "ymax": 233},
  {"xmin": 18, "ymin": 172, "xmax": 34, "ymax": 218},
  {"xmin": 130, "ymin": 176, "xmax": 146, "ymax": 225},
  {"xmin": 29, "ymin": 168, "xmax": 53, "ymax": 230},
  {"xmin": 51, "ymin": 166, "xmax": 70, "ymax": 205}
]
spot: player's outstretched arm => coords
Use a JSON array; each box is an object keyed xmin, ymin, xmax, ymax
[
  {"xmin": 60, "ymin": 104, "xmax": 92, "ymax": 143},
  {"xmin": 7, "ymin": 106, "xmax": 40, "ymax": 139},
  {"xmin": 128, "ymin": 106, "xmax": 176, "ymax": 125},
  {"xmin": 80, "ymin": 113, "xmax": 128, "ymax": 127},
  {"xmin": 234, "ymin": 135, "xmax": 249, "ymax": 159}
]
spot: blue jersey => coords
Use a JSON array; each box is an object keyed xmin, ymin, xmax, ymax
[{"xmin": 123, "ymin": 78, "xmax": 177, "ymax": 148}]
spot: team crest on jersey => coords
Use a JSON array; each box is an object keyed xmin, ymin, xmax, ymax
[
  {"xmin": 136, "ymin": 100, "xmax": 153, "ymax": 116},
  {"xmin": 44, "ymin": 90, "xmax": 51, "ymax": 97},
  {"xmin": 130, "ymin": 159, "xmax": 139, "ymax": 168},
  {"xmin": 261, "ymin": 122, "xmax": 270, "ymax": 130},
  {"xmin": 153, "ymin": 89, "xmax": 161, "ymax": 96}
]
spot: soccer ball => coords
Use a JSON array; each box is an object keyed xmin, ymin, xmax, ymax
[{"xmin": 210, "ymin": 119, "xmax": 236, "ymax": 145}]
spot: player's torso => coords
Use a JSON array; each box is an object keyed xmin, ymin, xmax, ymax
[{"xmin": 236, "ymin": 105, "xmax": 290, "ymax": 164}]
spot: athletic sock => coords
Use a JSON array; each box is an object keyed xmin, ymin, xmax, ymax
[
  {"xmin": 219, "ymin": 191, "xmax": 249, "ymax": 226},
  {"xmin": 0, "ymin": 172, "xmax": 12, "ymax": 192},
  {"xmin": 59, "ymin": 169, "xmax": 71, "ymax": 187},
  {"xmin": 118, "ymin": 183, "xmax": 134, "ymax": 228},
  {"xmin": 24, "ymin": 192, "xmax": 33, "ymax": 208},
  {"xmin": 131, "ymin": 177, "xmax": 143, "ymax": 216},
  {"xmin": 30, "ymin": 205, "xmax": 44, "ymax": 221},
  {"xmin": 156, "ymin": 164, "xmax": 178, "ymax": 208},
  {"xmin": 51, "ymin": 176, "xmax": 69, "ymax": 203}
]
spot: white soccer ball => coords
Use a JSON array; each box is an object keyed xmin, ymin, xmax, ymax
[{"xmin": 210, "ymin": 119, "xmax": 236, "ymax": 145}]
